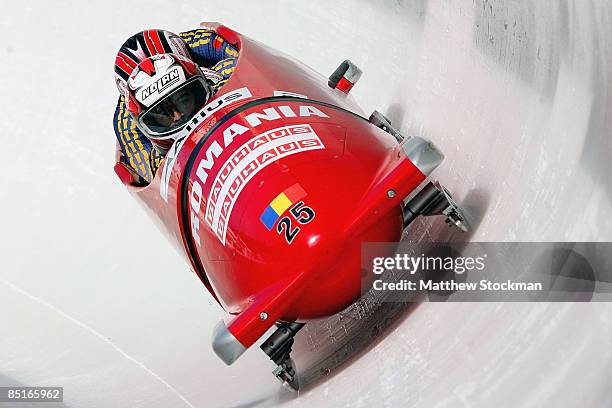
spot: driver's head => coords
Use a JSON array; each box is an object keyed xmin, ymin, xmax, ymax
[{"xmin": 125, "ymin": 53, "xmax": 212, "ymax": 141}]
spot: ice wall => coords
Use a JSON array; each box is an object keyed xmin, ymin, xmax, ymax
[{"xmin": 0, "ymin": 1, "xmax": 610, "ymax": 407}]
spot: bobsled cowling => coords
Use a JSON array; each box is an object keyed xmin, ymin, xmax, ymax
[{"xmin": 114, "ymin": 23, "xmax": 445, "ymax": 365}]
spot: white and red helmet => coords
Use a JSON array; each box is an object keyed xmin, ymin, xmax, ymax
[
  {"xmin": 125, "ymin": 53, "xmax": 212, "ymax": 139},
  {"xmin": 114, "ymin": 29, "xmax": 192, "ymax": 96}
]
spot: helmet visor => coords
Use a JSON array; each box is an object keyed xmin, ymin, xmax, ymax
[{"xmin": 140, "ymin": 77, "xmax": 210, "ymax": 136}]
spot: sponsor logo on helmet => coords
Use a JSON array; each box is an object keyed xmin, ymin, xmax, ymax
[
  {"xmin": 140, "ymin": 66, "xmax": 181, "ymax": 101},
  {"xmin": 129, "ymin": 54, "xmax": 188, "ymax": 107}
]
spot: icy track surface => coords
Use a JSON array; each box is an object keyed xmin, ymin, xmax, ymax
[{"xmin": 1, "ymin": 1, "xmax": 612, "ymax": 407}]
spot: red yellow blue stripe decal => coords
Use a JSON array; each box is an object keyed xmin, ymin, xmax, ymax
[{"xmin": 260, "ymin": 184, "xmax": 307, "ymax": 230}]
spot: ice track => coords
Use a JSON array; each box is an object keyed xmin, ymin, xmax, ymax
[{"xmin": 1, "ymin": 1, "xmax": 611, "ymax": 407}]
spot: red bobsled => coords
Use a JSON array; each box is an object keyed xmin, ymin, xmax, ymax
[{"xmin": 114, "ymin": 22, "xmax": 467, "ymax": 389}]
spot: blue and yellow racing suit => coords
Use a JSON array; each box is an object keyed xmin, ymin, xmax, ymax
[{"xmin": 112, "ymin": 29, "xmax": 238, "ymax": 184}]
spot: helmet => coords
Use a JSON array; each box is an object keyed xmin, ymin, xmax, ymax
[
  {"xmin": 114, "ymin": 29, "xmax": 192, "ymax": 96},
  {"xmin": 125, "ymin": 53, "xmax": 213, "ymax": 139}
]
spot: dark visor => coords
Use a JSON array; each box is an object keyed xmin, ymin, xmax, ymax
[{"xmin": 140, "ymin": 78, "xmax": 210, "ymax": 135}]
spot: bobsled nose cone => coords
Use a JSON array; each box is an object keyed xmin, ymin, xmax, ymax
[{"xmin": 212, "ymin": 320, "xmax": 247, "ymax": 365}]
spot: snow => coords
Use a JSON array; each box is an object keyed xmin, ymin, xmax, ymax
[{"xmin": 1, "ymin": 1, "xmax": 611, "ymax": 407}]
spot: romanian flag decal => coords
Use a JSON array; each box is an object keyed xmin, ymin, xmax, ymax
[{"xmin": 260, "ymin": 183, "xmax": 307, "ymax": 230}]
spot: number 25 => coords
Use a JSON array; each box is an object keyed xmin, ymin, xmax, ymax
[{"xmin": 276, "ymin": 201, "xmax": 315, "ymax": 244}]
